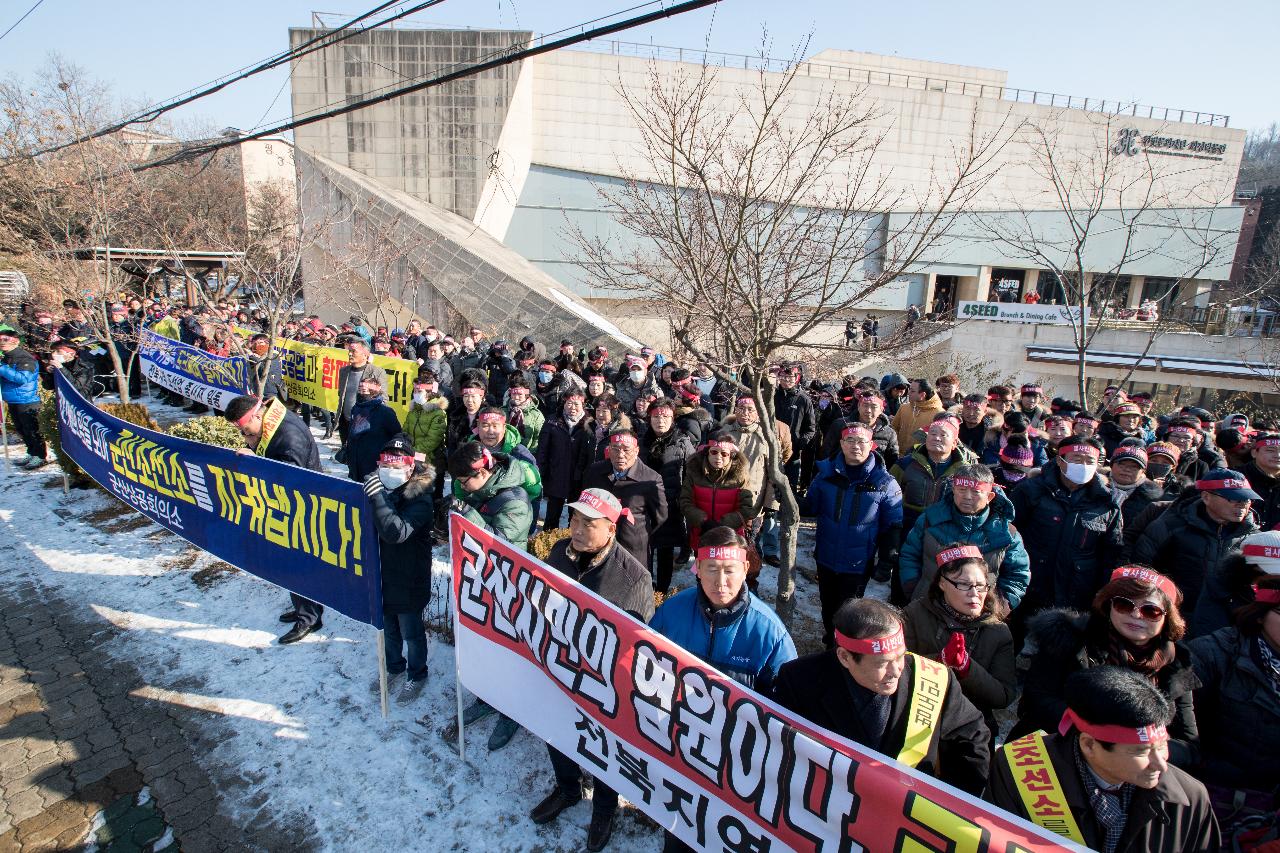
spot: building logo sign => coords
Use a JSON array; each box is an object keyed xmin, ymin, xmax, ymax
[{"xmin": 1113, "ymin": 127, "xmax": 1227, "ymax": 162}]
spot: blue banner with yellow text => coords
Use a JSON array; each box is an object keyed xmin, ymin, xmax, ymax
[
  {"xmin": 54, "ymin": 368, "xmax": 384, "ymax": 628},
  {"xmin": 138, "ymin": 329, "xmax": 251, "ymax": 411}
]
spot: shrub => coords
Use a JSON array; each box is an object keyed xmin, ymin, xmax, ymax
[
  {"xmin": 527, "ymin": 526, "xmax": 571, "ymax": 561},
  {"xmin": 167, "ymin": 416, "xmax": 244, "ymax": 449},
  {"xmin": 38, "ymin": 392, "xmax": 159, "ymax": 487}
]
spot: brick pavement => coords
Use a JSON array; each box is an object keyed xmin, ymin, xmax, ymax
[{"xmin": 0, "ymin": 569, "xmax": 320, "ymax": 852}]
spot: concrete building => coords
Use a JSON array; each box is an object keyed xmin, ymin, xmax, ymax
[{"xmin": 287, "ymin": 25, "xmax": 1272, "ymax": 401}]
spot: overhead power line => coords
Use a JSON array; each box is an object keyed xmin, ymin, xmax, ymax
[
  {"xmin": 0, "ymin": 0, "xmax": 46, "ymax": 44},
  {"xmin": 139, "ymin": 0, "xmax": 721, "ymax": 172},
  {"xmin": 16, "ymin": 0, "xmax": 446, "ymax": 161}
]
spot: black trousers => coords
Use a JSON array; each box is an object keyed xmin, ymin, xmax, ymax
[
  {"xmin": 653, "ymin": 546, "xmax": 677, "ymax": 595},
  {"xmin": 816, "ymin": 564, "xmax": 868, "ymax": 649},
  {"xmin": 542, "ymin": 496, "xmax": 567, "ymax": 530},
  {"xmin": 8, "ymin": 403, "xmax": 45, "ymax": 458},
  {"xmin": 289, "ymin": 593, "xmax": 324, "ymax": 629},
  {"xmin": 548, "ymin": 744, "xmax": 617, "ymax": 818}
]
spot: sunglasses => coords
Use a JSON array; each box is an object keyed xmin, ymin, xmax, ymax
[{"xmin": 1110, "ymin": 596, "xmax": 1165, "ymax": 621}]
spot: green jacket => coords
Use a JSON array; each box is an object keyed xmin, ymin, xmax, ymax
[
  {"xmin": 403, "ymin": 395, "xmax": 448, "ymax": 461},
  {"xmin": 889, "ymin": 443, "xmax": 979, "ymax": 524},
  {"xmin": 457, "ymin": 424, "xmax": 543, "ymax": 502},
  {"xmin": 454, "ymin": 453, "xmax": 534, "ymax": 546},
  {"xmin": 508, "ymin": 399, "xmax": 545, "ymax": 453}
]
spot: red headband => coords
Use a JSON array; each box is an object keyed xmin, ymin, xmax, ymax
[
  {"xmin": 962, "ymin": 399, "xmax": 985, "ymax": 408},
  {"xmin": 476, "ymin": 411, "xmax": 506, "ymax": 424},
  {"xmin": 1058, "ymin": 709, "xmax": 1168, "ymax": 745},
  {"xmin": 1059, "ymin": 443, "xmax": 1100, "ymax": 459},
  {"xmin": 378, "ymin": 453, "xmax": 415, "ymax": 467},
  {"xmin": 1196, "ymin": 477, "xmax": 1250, "ymax": 492},
  {"xmin": 697, "ymin": 545, "xmax": 748, "ymax": 562},
  {"xmin": 841, "ymin": 424, "xmax": 874, "ymax": 440},
  {"xmin": 573, "ymin": 490, "xmax": 634, "ymax": 524},
  {"xmin": 834, "ymin": 628, "xmax": 904, "ymax": 656},
  {"xmin": 609, "ymin": 433, "xmax": 638, "ymax": 448},
  {"xmin": 705, "ymin": 439, "xmax": 737, "ymax": 454},
  {"xmin": 1253, "ymin": 584, "xmax": 1280, "ymax": 604},
  {"xmin": 1167, "ymin": 426, "xmax": 1196, "ymax": 436},
  {"xmin": 1244, "ymin": 544, "xmax": 1280, "ymax": 560},
  {"xmin": 1073, "ymin": 414, "xmax": 1098, "ymax": 423},
  {"xmin": 929, "ymin": 420, "xmax": 959, "ymax": 439},
  {"xmin": 951, "ymin": 477, "xmax": 993, "ymax": 493},
  {"xmin": 1111, "ymin": 566, "xmax": 1177, "ymax": 600},
  {"xmin": 470, "ymin": 447, "xmax": 494, "ymax": 471},
  {"xmin": 1256, "ymin": 438, "xmax": 1280, "ymax": 448},
  {"xmin": 235, "ymin": 400, "xmax": 263, "ymax": 427},
  {"xmin": 936, "ymin": 545, "xmax": 983, "ymax": 566}
]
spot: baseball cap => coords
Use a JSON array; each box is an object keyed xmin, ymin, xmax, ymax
[
  {"xmin": 1241, "ymin": 530, "xmax": 1280, "ymax": 575},
  {"xmin": 1111, "ymin": 445, "xmax": 1148, "ymax": 467},
  {"xmin": 566, "ymin": 488, "xmax": 629, "ymax": 523},
  {"xmin": 1196, "ymin": 468, "xmax": 1261, "ymax": 501}
]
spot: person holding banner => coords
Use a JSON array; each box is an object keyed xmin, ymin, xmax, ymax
[
  {"xmin": 363, "ymin": 435, "xmax": 435, "ymax": 702},
  {"xmin": 531, "ymin": 487, "xmax": 655, "ymax": 852},
  {"xmin": 771, "ymin": 598, "xmax": 991, "ymax": 795},
  {"xmin": 449, "ymin": 441, "xmax": 534, "ymax": 751},
  {"xmin": 224, "ymin": 394, "xmax": 327, "ymax": 644},
  {"xmin": 988, "ymin": 666, "xmax": 1219, "ymax": 852}
]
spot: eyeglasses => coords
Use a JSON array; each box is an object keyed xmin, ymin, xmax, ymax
[
  {"xmin": 942, "ymin": 576, "xmax": 990, "ymax": 594},
  {"xmin": 1110, "ymin": 596, "xmax": 1165, "ymax": 621}
]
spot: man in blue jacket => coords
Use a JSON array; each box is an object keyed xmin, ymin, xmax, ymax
[
  {"xmin": 899, "ymin": 463, "xmax": 1030, "ymax": 609},
  {"xmin": 0, "ymin": 326, "xmax": 46, "ymax": 468},
  {"xmin": 649, "ymin": 525, "xmax": 796, "ymax": 853},
  {"xmin": 801, "ymin": 422, "xmax": 903, "ymax": 647}
]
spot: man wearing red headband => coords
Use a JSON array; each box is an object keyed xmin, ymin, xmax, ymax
[
  {"xmin": 989, "ymin": 666, "xmax": 1218, "ymax": 851},
  {"xmin": 890, "ymin": 413, "xmax": 979, "ymax": 536},
  {"xmin": 224, "ymin": 395, "xmax": 325, "ymax": 644},
  {"xmin": 463, "ymin": 406, "xmax": 542, "ymax": 506},
  {"xmin": 531, "ymin": 487, "xmax": 654, "ymax": 851},
  {"xmin": 582, "ymin": 428, "xmax": 667, "ymax": 567},
  {"xmin": 820, "ymin": 386, "xmax": 899, "ymax": 468},
  {"xmin": 1243, "ymin": 432, "xmax": 1280, "ymax": 530},
  {"xmin": 772, "ymin": 598, "xmax": 990, "ymax": 795},
  {"xmin": 1132, "ymin": 468, "xmax": 1259, "ymax": 636}
]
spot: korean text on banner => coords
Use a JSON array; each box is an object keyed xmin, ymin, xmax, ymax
[
  {"xmin": 276, "ymin": 338, "xmax": 417, "ymax": 421},
  {"xmin": 448, "ymin": 513, "xmax": 1077, "ymax": 853},
  {"xmin": 55, "ymin": 369, "xmax": 384, "ymax": 628},
  {"xmin": 138, "ymin": 329, "xmax": 251, "ymax": 410}
]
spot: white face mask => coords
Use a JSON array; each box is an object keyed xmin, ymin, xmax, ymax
[
  {"xmin": 412, "ymin": 391, "xmax": 428, "ymax": 405},
  {"xmin": 1063, "ymin": 462, "xmax": 1097, "ymax": 485},
  {"xmin": 378, "ymin": 466, "xmax": 410, "ymax": 490},
  {"xmin": 629, "ymin": 369, "xmax": 645, "ymax": 383}
]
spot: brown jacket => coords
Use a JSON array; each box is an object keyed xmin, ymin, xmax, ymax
[
  {"xmin": 891, "ymin": 393, "xmax": 945, "ymax": 452},
  {"xmin": 718, "ymin": 416, "xmax": 792, "ymax": 510},
  {"xmin": 987, "ymin": 731, "xmax": 1220, "ymax": 853}
]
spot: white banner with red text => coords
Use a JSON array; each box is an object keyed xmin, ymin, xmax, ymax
[{"xmin": 449, "ymin": 512, "xmax": 1079, "ymax": 853}]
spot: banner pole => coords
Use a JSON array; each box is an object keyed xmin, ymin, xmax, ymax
[
  {"xmin": 376, "ymin": 628, "xmax": 388, "ymax": 721},
  {"xmin": 455, "ymin": 649, "xmax": 465, "ymax": 762},
  {"xmin": 1, "ymin": 400, "xmax": 9, "ymax": 466}
]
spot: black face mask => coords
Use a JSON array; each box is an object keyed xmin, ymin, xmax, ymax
[{"xmin": 1147, "ymin": 462, "xmax": 1173, "ymax": 480}]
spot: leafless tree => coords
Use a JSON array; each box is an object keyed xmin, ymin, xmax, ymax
[
  {"xmin": 980, "ymin": 113, "xmax": 1241, "ymax": 407},
  {"xmin": 571, "ymin": 50, "xmax": 1013, "ymax": 623}
]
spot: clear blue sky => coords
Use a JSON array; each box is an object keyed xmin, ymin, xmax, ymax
[{"xmin": 1, "ymin": 0, "xmax": 1276, "ymax": 136}]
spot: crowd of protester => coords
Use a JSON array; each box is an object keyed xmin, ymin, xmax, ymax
[{"xmin": 9, "ymin": 294, "xmax": 1280, "ymax": 852}]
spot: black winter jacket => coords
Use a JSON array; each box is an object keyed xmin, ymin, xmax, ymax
[
  {"xmin": 344, "ymin": 398, "xmax": 402, "ymax": 482},
  {"xmin": 582, "ymin": 457, "xmax": 668, "ymax": 565},
  {"xmin": 1013, "ymin": 609, "xmax": 1201, "ymax": 768},
  {"xmin": 819, "ymin": 413, "xmax": 899, "ymax": 468},
  {"xmin": 771, "ymin": 651, "xmax": 991, "ymax": 795},
  {"xmin": 773, "ymin": 386, "xmax": 816, "ymax": 448},
  {"xmin": 545, "ymin": 539, "xmax": 655, "ymax": 623},
  {"xmin": 368, "ymin": 468, "xmax": 435, "ymax": 613},
  {"xmin": 1116, "ymin": 477, "xmax": 1165, "ymax": 530},
  {"xmin": 1130, "ymin": 491, "xmax": 1258, "ymax": 636},
  {"xmin": 535, "ymin": 415, "xmax": 590, "ymax": 500},
  {"xmin": 261, "ymin": 405, "xmax": 322, "ymax": 471},
  {"xmin": 1242, "ymin": 460, "xmax": 1280, "ymax": 531},
  {"xmin": 1009, "ymin": 464, "xmax": 1123, "ymax": 612},
  {"xmin": 642, "ymin": 427, "xmax": 697, "ymax": 549}
]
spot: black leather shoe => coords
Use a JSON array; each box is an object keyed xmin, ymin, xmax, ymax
[
  {"xmin": 278, "ymin": 620, "xmax": 322, "ymax": 644},
  {"xmin": 278, "ymin": 610, "xmax": 300, "ymax": 623},
  {"xmin": 586, "ymin": 810, "xmax": 615, "ymax": 851},
  {"xmin": 529, "ymin": 788, "xmax": 580, "ymax": 825}
]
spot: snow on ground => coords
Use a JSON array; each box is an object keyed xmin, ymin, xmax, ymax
[{"xmin": 0, "ymin": 396, "xmax": 831, "ymax": 851}]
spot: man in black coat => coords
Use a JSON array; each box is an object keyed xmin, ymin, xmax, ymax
[
  {"xmin": 530, "ymin": 488, "xmax": 654, "ymax": 852},
  {"xmin": 534, "ymin": 388, "xmax": 589, "ymax": 530},
  {"xmin": 1243, "ymin": 432, "xmax": 1280, "ymax": 530},
  {"xmin": 225, "ymin": 395, "xmax": 324, "ymax": 643},
  {"xmin": 581, "ymin": 429, "xmax": 668, "ymax": 567},
  {"xmin": 988, "ymin": 667, "xmax": 1219, "ymax": 852},
  {"xmin": 46, "ymin": 340, "xmax": 95, "ymax": 398},
  {"xmin": 770, "ymin": 598, "xmax": 990, "ymax": 795},
  {"xmin": 772, "ymin": 365, "xmax": 815, "ymax": 492},
  {"xmin": 820, "ymin": 387, "xmax": 899, "ymax": 467}
]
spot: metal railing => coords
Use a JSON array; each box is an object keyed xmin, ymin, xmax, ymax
[{"xmin": 569, "ymin": 39, "xmax": 1231, "ymax": 128}]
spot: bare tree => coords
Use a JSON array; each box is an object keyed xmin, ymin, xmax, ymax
[
  {"xmin": 980, "ymin": 113, "xmax": 1241, "ymax": 407},
  {"xmin": 571, "ymin": 50, "xmax": 1012, "ymax": 623}
]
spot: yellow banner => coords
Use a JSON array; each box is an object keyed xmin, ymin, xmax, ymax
[
  {"xmin": 274, "ymin": 337, "xmax": 418, "ymax": 421},
  {"xmin": 1002, "ymin": 731, "xmax": 1087, "ymax": 844},
  {"xmin": 899, "ymin": 653, "xmax": 949, "ymax": 769}
]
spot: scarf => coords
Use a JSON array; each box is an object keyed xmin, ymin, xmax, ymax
[
  {"xmin": 1073, "ymin": 740, "xmax": 1132, "ymax": 853},
  {"xmin": 939, "ymin": 599, "xmax": 979, "ymax": 627},
  {"xmin": 1104, "ymin": 632, "xmax": 1174, "ymax": 681},
  {"xmin": 1256, "ymin": 636, "xmax": 1280, "ymax": 697}
]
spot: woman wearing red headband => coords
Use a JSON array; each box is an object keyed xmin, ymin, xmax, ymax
[
  {"xmin": 771, "ymin": 598, "xmax": 991, "ymax": 795},
  {"xmin": 902, "ymin": 544, "xmax": 1014, "ymax": 747},
  {"xmin": 678, "ymin": 431, "xmax": 757, "ymax": 553},
  {"xmin": 1013, "ymin": 566, "xmax": 1200, "ymax": 769},
  {"xmin": 1188, "ymin": 565, "xmax": 1280, "ymax": 807}
]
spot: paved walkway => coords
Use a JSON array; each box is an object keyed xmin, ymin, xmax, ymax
[{"xmin": 0, "ymin": 566, "xmax": 312, "ymax": 852}]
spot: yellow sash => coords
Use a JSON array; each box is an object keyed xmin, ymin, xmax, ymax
[
  {"xmin": 253, "ymin": 399, "xmax": 288, "ymax": 457},
  {"xmin": 898, "ymin": 652, "xmax": 949, "ymax": 768},
  {"xmin": 1002, "ymin": 731, "xmax": 1087, "ymax": 845}
]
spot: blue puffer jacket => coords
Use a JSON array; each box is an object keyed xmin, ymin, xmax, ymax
[
  {"xmin": 0, "ymin": 346, "xmax": 41, "ymax": 404},
  {"xmin": 898, "ymin": 485, "xmax": 1031, "ymax": 608},
  {"xmin": 801, "ymin": 452, "xmax": 903, "ymax": 575},
  {"xmin": 650, "ymin": 587, "xmax": 797, "ymax": 692}
]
